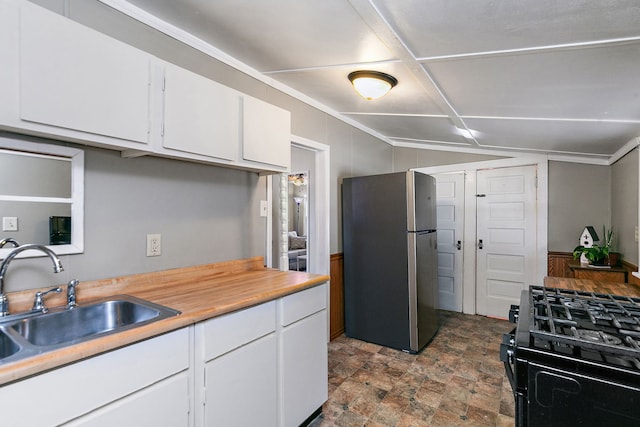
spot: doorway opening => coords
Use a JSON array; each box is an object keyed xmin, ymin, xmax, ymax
[
  {"xmin": 287, "ymin": 172, "xmax": 309, "ymax": 271},
  {"xmin": 267, "ymin": 136, "xmax": 330, "ymax": 277}
]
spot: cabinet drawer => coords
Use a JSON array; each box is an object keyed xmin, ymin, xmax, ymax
[
  {"xmin": 280, "ymin": 284, "xmax": 327, "ymax": 327},
  {"xmin": 202, "ymin": 301, "xmax": 276, "ymax": 361},
  {"xmin": 65, "ymin": 372, "xmax": 190, "ymax": 427},
  {"xmin": 0, "ymin": 328, "xmax": 189, "ymax": 427}
]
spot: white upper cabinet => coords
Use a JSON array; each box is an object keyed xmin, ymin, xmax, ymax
[
  {"xmin": 0, "ymin": 0, "xmax": 292, "ymax": 174},
  {"xmin": 0, "ymin": 0, "xmax": 151, "ymax": 149},
  {"xmin": 161, "ymin": 64, "xmax": 240, "ymax": 161},
  {"xmin": 242, "ymin": 96, "xmax": 291, "ymax": 170}
]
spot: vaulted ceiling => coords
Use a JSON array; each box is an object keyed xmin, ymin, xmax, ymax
[{"xmin": 103, "ymin": 0, "xmax": 640, "ymax": 163}]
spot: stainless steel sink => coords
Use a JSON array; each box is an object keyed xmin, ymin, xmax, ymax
[
  {"xmin": 0, "ymin": 295, "xmax": 180, "ymax": 364},
  {"xmin": 0, "ymin": 330, "xmax": 21, "ymax": 359}
]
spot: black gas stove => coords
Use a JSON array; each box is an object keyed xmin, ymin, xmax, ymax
[{"xmin": 500, "ymin": 286, "xmax": 640, "ymax": 426}]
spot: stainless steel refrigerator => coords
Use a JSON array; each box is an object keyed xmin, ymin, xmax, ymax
[{"xmin": 342, "ymin": 171, "xmax": 438, "ymax": 353}]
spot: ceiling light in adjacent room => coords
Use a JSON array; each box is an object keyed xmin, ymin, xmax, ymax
[{"xmin": 348, "ymin": 70, "xmax": 398, "ymax": 100}]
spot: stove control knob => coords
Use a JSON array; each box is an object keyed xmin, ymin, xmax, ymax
[{"xmin": 508, "ymin": 305, "xmax": 520, "ymax": 323}]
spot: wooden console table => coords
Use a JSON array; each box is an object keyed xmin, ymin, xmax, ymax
[{"xmin": 568, "ymin": 260, "xmax": 627, "ymax": 283}]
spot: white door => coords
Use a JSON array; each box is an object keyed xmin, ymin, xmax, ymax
[
  {"xmin": 434, "ymin": 172, "xmax": 465, "ymax": 312},
  {"xmin": 476, "ymin": 165, "xmax": 537, "ymax": 317}
]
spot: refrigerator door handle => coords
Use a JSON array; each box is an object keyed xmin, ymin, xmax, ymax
[
  {"xmin": 478, "ymin": 239, "xmax": 483, "ymax": 249},
  {"xmin": 456, "ymin": 240, "xmax": 462, "ymax": 250}
]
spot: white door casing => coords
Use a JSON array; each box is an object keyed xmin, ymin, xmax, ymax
[
  {"xmin": 434, "ymin": 172, "xmax": 465, "ymax": 312},
  {"xmin": 475, "ymin": 165, "xmax": 538, "ymax": 317}
]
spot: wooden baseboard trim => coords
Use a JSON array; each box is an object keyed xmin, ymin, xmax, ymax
[{"xmin": 329, "ymin": 253, "xmax": 345, "ymax": 341}]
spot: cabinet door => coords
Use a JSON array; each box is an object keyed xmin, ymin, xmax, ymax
[
  {"xmin": 204, "ymin": 334, "xmax": 277, "ymax": 427},
  {"xmin": 18, "ymin": 1, "xmax": 151, "ymax": 144},
  {"xmin": 242, "ymin": 96, "xmax": 290, "ymax": 169},
  {"xmin": 280, "ymin": 310, "xmax": 328, "ymax": 427},
  {"xmin": 163, "ymin": 65, "xmax": 240, "ymax": 161}
]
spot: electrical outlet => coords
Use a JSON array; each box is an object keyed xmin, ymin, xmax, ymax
[
  {"xmin": 146, "ymin": 234, "xmax": 161, "ymax": 257},
  {"xmin": 2, "ymin": 217, "xmax": 18, "ymax": 231}
]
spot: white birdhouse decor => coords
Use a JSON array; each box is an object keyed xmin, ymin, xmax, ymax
[
  {"xmin": 578, "ymin": 226, "xmax": 600, "ymax": 265},
  {"xmin": 579, "ymin": 226, "xmax": 600, "ymax": 248}
]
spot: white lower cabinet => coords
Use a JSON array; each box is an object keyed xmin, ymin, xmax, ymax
[
  {"xmin": 280, "ymin": 285, "xmax": 328, "ymax": 427},
  {"xmin": 0, "ymin": 284, "xmax": 328, "ymax": 427},
  {"xmin": 195, "ymin": 301, "xmax": 278, "ymax": 427},
  {"xmin": 0, "ymin": 328, "xmax": 190, "ymax": 427},
  {"xmin": 195, "ymin": 283, "xmax": 328, "ymax": 427}
]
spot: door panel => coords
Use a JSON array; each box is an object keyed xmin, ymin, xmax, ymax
[
  {"xmin": 434, "ymin": 173, "xmax": 464, "ymax": 312},
  {"xmin": 476, "ymin": 165, "xmax": 537, "ymax": 318}
]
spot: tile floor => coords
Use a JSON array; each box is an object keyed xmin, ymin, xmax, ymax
[{"xmin": 310, "ymin": 311, "xmax": 516, "ymax": 427}]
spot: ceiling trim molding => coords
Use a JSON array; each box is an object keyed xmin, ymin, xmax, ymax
[
  {"xmin": 416, "ymin": 35, "xmax": 640, "ymax": 63},
  {"xmin": 391, "ymin": 138, "xmax": 612, "ymax": 165},
  {"xmin": 392, "ymin": 139, "xmax": 524, "ymax": 157},
  {"xmin": 461, "ymin": 115, "xmax": 640, "ymax": 124},
  {"xmin": 546, "ymin": 154, "xmax": 610, "ymax": 166},
  {"xmin": 608, "ymin": 137, "xmax": 640, "ymax": 165}
]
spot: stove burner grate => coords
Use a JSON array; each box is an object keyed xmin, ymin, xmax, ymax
[
  {"xmin": 573, "ymin": 328, "xmax": 622, "ymax": 345},
  {"xmin": 528, "ymin": 286, "xmax": 640, "ymax": 364}
]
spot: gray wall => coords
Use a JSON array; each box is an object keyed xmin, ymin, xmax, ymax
[
  {"xmin": 62, "ymin": 0, "xmax": 397, "ymax": 255},
  {"xmin": 4, "ymin": 142, "xmax": 265, "ymax": 292},
  {"xmin": 548, "ymin": 161, "xmax": 611, "ymax": 252},
  {"xmin": 611, "ymin": 148, "xmax": 638, "ymax": 263}
]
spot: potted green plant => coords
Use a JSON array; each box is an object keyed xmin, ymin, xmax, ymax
[
  {"xmin": 573, "ymin": 226, "xmax": 622, "ymax": 266},
  {"xmin": 602, "ymin": 226, "xmax": 621, "ymax": 267},
  {"xmin": 573, "ymin": 244, "xmax": 609, "ymax": 266}
]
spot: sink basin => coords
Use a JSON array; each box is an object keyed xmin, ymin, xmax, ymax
[
  {"xmin": 0, "ymin": 330, "xmax": 21, "ymax": 359},
  {"xmin": 0, "ymin": 295, "xmax": 180, "ymax": 363}
]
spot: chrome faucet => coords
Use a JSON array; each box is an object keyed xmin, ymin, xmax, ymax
[
  {"xmin": 0, "ymin": 244, "xmax": 64, "ymax": 317},
  {"xmin": 0, "ymin": 238, "xmax": 20, "ymax": 248},
  {"xmin": 66, "ymin": 279, "xmax": 79, "ymax": 309}
]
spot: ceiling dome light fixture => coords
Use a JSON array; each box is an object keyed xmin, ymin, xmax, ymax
[{"xmin": 348, "ymin": 70, "xmax": 398, "ymax": 100}]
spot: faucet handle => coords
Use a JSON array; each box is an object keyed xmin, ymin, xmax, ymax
[
  {"xmin": 33, "ymin": 286, "xmax": 62, "ymax": 313},
  {"xmin": 66, "ymin": 279, "xmax": 80, "ymax": 309},
  {"xmin": 0, "ymin": 294, "xmax": 8, "ymax": 317}
]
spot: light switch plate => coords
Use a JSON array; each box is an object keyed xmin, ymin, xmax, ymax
[
  {"xmin": 260, "ymin": 200, "xmax": 268, "ymax": 217},
  {"xmin": 2, "ymin": 217, "xmax": 18, "ymax": 231}
]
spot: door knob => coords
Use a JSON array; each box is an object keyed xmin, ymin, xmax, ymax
[
  {"xmin": 456, "ymin": 240, "xmax": 462, "ymax": 250},
  {"xmin": 478, "ymin": 239, "xmax": 483, "ymax": 250}
]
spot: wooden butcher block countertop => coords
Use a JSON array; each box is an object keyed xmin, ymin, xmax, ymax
[
  {"xmin": 0, "ymin": 257, "xmax": 329, "ymax": 385},
  {"xmin": 544, "ymin": 276, "xmax": 640, "ymax": 298}
]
